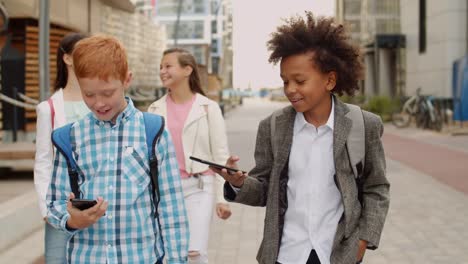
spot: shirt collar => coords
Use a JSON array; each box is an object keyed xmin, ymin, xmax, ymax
[
  {"xmin": 293, "ymin": 96, "xmax": 335, "ymax": 135},
  {"xmin": 92, "ymin": 97, "xmax": 137, "ymax": 126}
]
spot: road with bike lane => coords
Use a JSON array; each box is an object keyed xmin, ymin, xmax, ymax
[{"xmin": 383, "ymin": 125, "xmax": 468, "ymax": 195}]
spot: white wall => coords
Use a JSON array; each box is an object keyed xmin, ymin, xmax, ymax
[{"xmin": 401, "ymin": 0, "xmax": 467, "ymax": 97}]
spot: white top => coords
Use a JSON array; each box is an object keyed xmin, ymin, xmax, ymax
[
  {"xmin": 33, "ymin": 89, "xmax": 90, "ymax": 217},
  {"xmin": 277, "ymin": 100, "xmax": 343, "ymax": 264}
]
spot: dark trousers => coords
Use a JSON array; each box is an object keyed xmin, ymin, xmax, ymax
[
  {"xmin": 276, "ymin": 250, "xmax": 363, "ymax": 264},
  {"xmin": 276, "ymin": 249, "xmax": 321, "ymax": 264},
  {"xmin": 306, "ymin": 250, "xmax": 321, "ymax": 264}
]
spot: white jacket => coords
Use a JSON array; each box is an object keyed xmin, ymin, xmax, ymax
[
  {"xmin": 33, "ymin": 89, "xmax": 68, "ymax": 217},
  {"xmin": 148, "ymin": 93, "xmax": 230, "ymax": 203}
]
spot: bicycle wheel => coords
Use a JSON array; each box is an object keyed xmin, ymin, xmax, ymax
[
  {"xmin": 392, "ymin": 111, "xmax": 411, "ymax": 128},
  {"xmin": 431, "ymin": 112, "xmax": 443, "ymax": 132},
  {"xmin": 416, "ymin": 101, "xmax": 429, "ymax": 129}
]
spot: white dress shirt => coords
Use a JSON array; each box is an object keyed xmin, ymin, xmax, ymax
[{"xmin": 277, "ymin": 100, "xmax": 344, "ymax": 264}]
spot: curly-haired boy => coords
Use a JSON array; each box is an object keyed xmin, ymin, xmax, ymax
[{"xmin": 214, "ymin": 12, "xmax": 390, "ymax": 264}]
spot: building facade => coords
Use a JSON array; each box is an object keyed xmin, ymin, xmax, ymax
[
  {"xmin": 153, "ymin": 0, "xmax": 233, "ymax": 88},
  {"xmin": 336, "ymin": 0, "xmax": 405, "ymax": 97},
  {"xmin": 401, "ymin": 0, "xmax": 467, "ymax": 97}
]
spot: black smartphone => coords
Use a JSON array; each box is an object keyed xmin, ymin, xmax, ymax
[
  {"xmin": 189, "ymin": 156, "xmax": 246, "ymax": 174},
  {"xmin": 71, "ymin": 199, "xmax": 97, "ymax": 211}
]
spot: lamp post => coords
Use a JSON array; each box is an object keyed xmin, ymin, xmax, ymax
[
  {"xmin": 210, "ymin": 0, "xmax": 223, "ymax": 74},
  {"xmin": 39, "ymin": 0, "xmax": 50, "ymax": 101},
  {"xmin": 173, "ymin": 0, "xmax": 183, "ymax": 46}
]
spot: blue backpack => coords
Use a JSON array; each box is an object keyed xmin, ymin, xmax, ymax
[{"xmin": 51, "ymin": 112, "xmax": 165, "ymax": 213}]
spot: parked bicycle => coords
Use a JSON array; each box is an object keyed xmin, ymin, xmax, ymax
[
  {"xmin": 392, "ymin": 88, "xmax": 422, "ymax": 128},
  {"xmin": 392, "ymin": 88, "xmax": 443, "ymax": 131}
]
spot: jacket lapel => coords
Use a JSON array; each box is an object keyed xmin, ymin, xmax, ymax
[
  {"xmin": 333, "ymin": 97, "xmax": 351, "ymax": 162},
  {"xmin": 184, "ymin": 94, "xmax": 207, "ymax": 130},
  {"xmin": 148, "ymin": 94, "xmax": 168, "ymax": 119},
  {"xmin": 333, "ymin": 97, "xmax": 357, "ymax": 241},
  {"xmin": 274, "ymin": 106, "xmax": 295, "ymax": 171}
]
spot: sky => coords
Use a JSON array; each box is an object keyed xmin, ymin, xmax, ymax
[{"xmin": 232, "ymin": 0, "xmax": 335, "ymax": 90}]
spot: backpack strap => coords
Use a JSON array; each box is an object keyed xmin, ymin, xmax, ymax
[
  {"xmin": 47, "ymin": 98, "xmax": 55, "ymax": 128},
  {"xmin": 51, "ymin": 123, "xmax": 80, "ymax": 198},
  {"xmin": 142, "ymin": 112, "xmax": 165, "ymax": 257},
  {"xmin": 345, "ymin": 103, "xmax": 365, "ymax": 179},
  {"xmin": 142, "ymin": 112, "xmax": 165, "ymax": 210},
  {"xmin": 345, "ymin": 103, "xmax": 365, "ymax": 204}
]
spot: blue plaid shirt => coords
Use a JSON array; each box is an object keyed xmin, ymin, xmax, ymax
[{"xmin": 47, "ymin": 99, "xmax": 189, "ymax": 264}]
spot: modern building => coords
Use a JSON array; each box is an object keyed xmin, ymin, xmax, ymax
[
  {"xmin": 153, "ymin": 0, "xmax": 233, "ymax": 88},
  {"xmin": 0, "ymin": 0, "xmax": 166, "ymax": 141},
  {"xmin": 217, "ymin": 0, "xmax": 233, "ymax": 89},
  {"xmin": 336, "ymin": 0, "xmax": 405, "ymax": 97},
  {"xmin": 401, "ymin": 0, "xmax": 467, "ymax": 98}
]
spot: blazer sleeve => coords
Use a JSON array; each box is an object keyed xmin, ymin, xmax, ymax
[
  {"xmin": 33, "ymin": 101, "xmax": 54, "ymax": 217},
  {"xmin": 359, "ymin": 112, "xmax": 390, "ymax": 250},
  {"xmin": 224, "ymin": 117, "xmax": 272, "ymax": 207},
  {"xmin": 206, "ymin": 102, "xmax": 231, "ymax": 204}
]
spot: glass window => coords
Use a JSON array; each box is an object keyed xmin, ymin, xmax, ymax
[
  {"xmin": 211, "ymin": 20, "xmax": 217, "ymax": 34},
  {"xmin": 157, "ymin": 0, "xmax": 207, "ymax": 15},
  {"xmin": 179, "ymin": 45, "xmax": 207, "ymax": 65},
  {"xmin": 163, "ymin": 20, "xmax": 205, "ymax": 39},
  {"xmin": 212, "ymin": 56, "xmax": 220, "ymax": 74},
  {"xmin": 344, "ymin": 0, "xmax": 361, "ymax": 16},
  {"xmin": 375, "ymin": 0, "xmax": 399, "ymax": 15},
  {"xmin": 211, "ymin": 39, "xmax": 218, "ymax": 53}
]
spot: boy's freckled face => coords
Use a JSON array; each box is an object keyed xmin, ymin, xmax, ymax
[
  {"xmin": 280, "ymin": 52, "xmax": 333, "ymax": 115},
  {"xmin": 79, "ymin": 77, "xmax": 128, "ymax": 123}
]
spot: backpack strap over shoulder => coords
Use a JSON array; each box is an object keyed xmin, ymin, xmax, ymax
[
  {"xmin": 51, "ymin": 123, "xmax": 80, "ymax": 198},
  {"xmin": 345, "ymin": 103, "xmax": 365, "ymax": 179},
  {"xmin": 142, "ymin": 112, "xmax": 165, "ymax": 257},
  {"xmin": 142, "ymin": 112, "xmax": 165, "ymax": 212}
]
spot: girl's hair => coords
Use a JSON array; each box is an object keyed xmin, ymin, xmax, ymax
[
  {"xmin": 163, "ymin": 48, "xmax": 205, "ymax": 96},
  {"xmin": 54, "ymin": 32, "xmax": 87, "ymax": 91},
  {"xmin": 267, "ymin": 12, "xmax": 364, "ymax": 96}
]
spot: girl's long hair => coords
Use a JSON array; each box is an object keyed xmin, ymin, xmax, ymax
[{"xmin": 54, "ymin": 32, "xmax": 87, "ymax": 91}]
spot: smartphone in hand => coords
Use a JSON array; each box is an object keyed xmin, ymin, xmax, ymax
[
  {"xmin": 189, "ymin": 156, "xmax": 246, "ymax": 174},
  {"xmin": 71, "ymin": 199, "xmax": 97, "ymax": 211}
]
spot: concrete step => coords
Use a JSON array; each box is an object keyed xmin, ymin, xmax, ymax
[{"xmin": 0, "ymin": 189, "xmax": 43, "ymax": 252}]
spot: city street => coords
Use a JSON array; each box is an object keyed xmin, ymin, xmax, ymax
[
  {"xmin": 0, "ymin": 1, "xmax": 467, "ymax": 263},
  {"xmin": 1, "ymin": 98, "xmax": 467, "ymax": 263},
  {"xmin": 208, "ymin": 98, "xmax": 468, "ymax": 264}
]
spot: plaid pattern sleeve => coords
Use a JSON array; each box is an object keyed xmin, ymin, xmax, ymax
[
  {"xmin": 156, "ymin": 129, "xmax": 189, "ymax": 264},
  {"xmin": 46, "ymin": 146, "xmax": 78, "ymax": 235}
]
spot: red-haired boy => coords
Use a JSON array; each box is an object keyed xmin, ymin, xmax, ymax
[{"xmin": 46, "ymin": 35, "xmax": 189, "ymax": 264}]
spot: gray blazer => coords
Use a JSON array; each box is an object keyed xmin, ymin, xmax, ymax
[{"xmin": 224, "ymin": 97, "xmax": 390, "ymax": 264}]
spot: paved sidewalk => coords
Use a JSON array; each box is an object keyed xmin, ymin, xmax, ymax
[
  {"xmin": 209, "ymin": 99, "xmax": 468, "ymax": 263},
  {"xmin": 364, "ymin": 159, "xmax": 468, "ymax": 263},
  {"xmin": 5, "ymin": 98, "xmax": 468, "ymax": 263}
]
